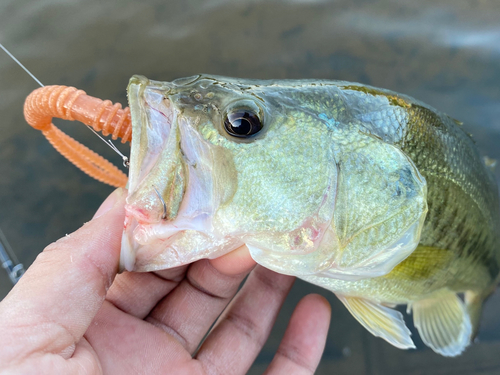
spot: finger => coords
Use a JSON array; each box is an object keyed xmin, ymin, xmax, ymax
[
  {"xmin": 84, "ymin": 249, "xmax": 256, "ymax": 374},
  {"xmin": 105, "ymin": 265, "xmax": 188, "ymax": 318},
  {"xmin": 146, "ymin": 246, "xmax": 256, "ymax": 354},
  {"xmin": 196, "ymin": 266, "xmax": 295, "ymax": 374},
  {"xmin": 264, "ymin": 294, "xmax": 331, "ymax": 375},
  {"xmin": 209, "ymin": 244, "xmax": 257, "ymax": 276},
  {"xmin": 88, "ymin": 248, "xmax": 254, "ymax": 374},
  {"xmin": 0, "ymin": 188, "xmax": 126, "ymax": 359},
  {"xmin": 104, "ymin": 245, "xmax": 255, "ymax": 319}
]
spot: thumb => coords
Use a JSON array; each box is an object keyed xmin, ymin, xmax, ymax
[
  {"xmin": 93, "ymin": 187, "xmax": 123, "ymax": 219},
  {"xmin": 0, "ymin": 188, "xmax": 126, "ymax": 359}
]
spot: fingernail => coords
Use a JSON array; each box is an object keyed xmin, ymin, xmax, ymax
[{"xmin": 93, "ymin": 188, "xmax": 124, "ymax": 219}]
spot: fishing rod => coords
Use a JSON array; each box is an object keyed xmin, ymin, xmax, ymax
[
  {"xmin": 0, "ymin": 228, "xmax": 24, "ymax": 285},
  {"xmin": 0, "ymin": 42, "xmax": 35, "ymax": 286}
]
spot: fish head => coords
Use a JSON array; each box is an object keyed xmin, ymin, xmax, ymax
[
  {"xmin": 121, "ymin": 75, "xmax": 427, "ymax": 280},
  {"xmin": 121, "ymin": 75, "xmax": 339, "ymax": 273}
]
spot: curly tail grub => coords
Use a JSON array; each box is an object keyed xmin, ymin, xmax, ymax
[{"xmin": 24, "ymin": 85, "xmax": 131, "ymax": 187}]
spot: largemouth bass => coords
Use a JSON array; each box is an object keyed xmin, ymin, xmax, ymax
[{"xmin": 120, "ymin": 75, "xmax": 500, "ymax": 357}]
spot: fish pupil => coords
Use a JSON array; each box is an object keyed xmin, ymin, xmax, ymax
[{"xmin": 224, "ymin": 110, "xmax": 262, "ymax": 137}]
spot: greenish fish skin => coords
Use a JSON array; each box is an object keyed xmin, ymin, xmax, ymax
[
  {"xmin": 123, "ymin": 75, "xmax": 500, "ymax": 355},
  {"xmin": 305, "ymin": 84, "xmax": 500, "ymax": 302}
]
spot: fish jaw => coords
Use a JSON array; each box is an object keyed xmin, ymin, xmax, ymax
[{"xmin": 120, "ymin": 76, "xmax": 240, "ymax": 272}]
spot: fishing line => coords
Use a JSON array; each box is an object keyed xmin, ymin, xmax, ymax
[
  {"xmin": 86, "ymin": 126, "xmax": 130, "ymax": 168},
  {"xmin": 0, "ymin": 43, "xmax": 44, "ymax": 87},
  {"xmin": 0, "ymin": 43, "xmax": 132, "ymax": 160},
  {"xmin": 0, "ymin": 42, "xmax": 130, "ymax": 165}
]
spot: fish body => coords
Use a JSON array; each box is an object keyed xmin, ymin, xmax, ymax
[{"xmin": 121, "ymin": 75, "xmax": 500, "ymax": 356}]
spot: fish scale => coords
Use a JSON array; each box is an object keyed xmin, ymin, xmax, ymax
[{"xmin": 319, "ymin": 91, "xmax": 500, "ymax": 297}]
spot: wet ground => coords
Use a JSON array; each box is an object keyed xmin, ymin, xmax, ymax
[{"xmin": 1, "ymin": 0, "xmax": 500, "ymax": 373}]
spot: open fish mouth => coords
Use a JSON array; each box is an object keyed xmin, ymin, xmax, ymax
[
  {"xmin": 120, "ymin": 76, "xmax": 241, "ymax": 272},
  {"xmin": 120, "ymin": 76, "xmax": 188, "ymax": 271}
]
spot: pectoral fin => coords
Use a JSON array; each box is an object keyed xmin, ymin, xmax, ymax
[
  {"xmin": 410, "ymin": 290, "xmax": 472, "ymax": 357},
  {"xmin": 337, "ymin": 295, "xmax": 415, "ymax": 349}
]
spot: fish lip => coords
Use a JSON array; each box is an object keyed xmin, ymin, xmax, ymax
[
  {"xmin": 121, "ymin": 77, "xmax": 181, "ymax": 271},
  {"xmin": 120, "ymin": 214, "xmax": 136, "ymax": 272},
  {"xmin": 133, "ymin": 222, "xmax": 185, "ymax": 246}
]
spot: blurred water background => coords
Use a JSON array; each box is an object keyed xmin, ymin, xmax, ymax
[{"xmin": 1, "ymin": 0, "xmax": 500, "ymax": 373}]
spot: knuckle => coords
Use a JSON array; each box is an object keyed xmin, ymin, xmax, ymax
[
  {"xmin": 253, "ymin": 266, "xmax": 294, "ymax": 296},
  {"xmin": 225, "ymin": 310, "xmax": 266, "ymax": 347},
  {"xmin": 276, "ymin": 344, "xmax": 316, "ymax": 373}
]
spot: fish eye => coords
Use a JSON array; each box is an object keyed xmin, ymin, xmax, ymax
[{"xmin": 224, "ymin": 109, "xmax": 263, "ymax": 137}]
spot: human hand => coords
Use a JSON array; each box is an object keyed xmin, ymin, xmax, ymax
[{"xmin": 0, "ymin": 189, "xmax": 331, "ymax": 374}]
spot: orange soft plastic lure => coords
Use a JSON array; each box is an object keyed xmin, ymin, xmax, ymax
[{"xmin": 24, "ymin": 85, "xmax": 131, "ymax": 187}]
